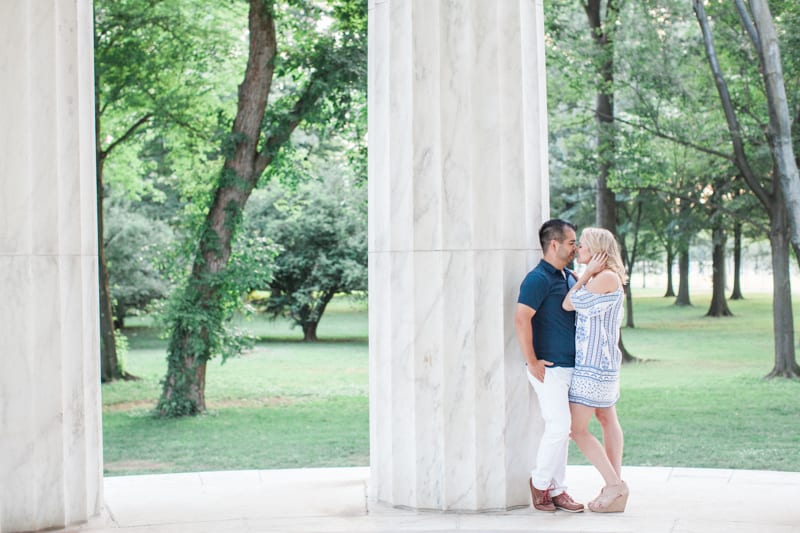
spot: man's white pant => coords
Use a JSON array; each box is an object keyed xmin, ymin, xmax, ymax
[{"xmin": 527, "ymin": 366, "xmax": 574, "ymax": 496}]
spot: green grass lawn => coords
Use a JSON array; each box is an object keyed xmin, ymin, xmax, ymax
[{"xmin": 102, "ymin": 291, "xmax": 800, "ymax": 476}]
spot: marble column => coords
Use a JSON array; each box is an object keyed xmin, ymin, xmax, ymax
[
  {"xmin": 368, "ymin": 0, "xmax": 550, "ymax": 511},
  {"xmin": 0, "ymin": 1, "xmax": 103, "ymax": 531}
]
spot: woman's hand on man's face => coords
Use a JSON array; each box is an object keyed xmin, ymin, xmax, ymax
[{"xmin": 586, "ymin": 252, "xmax": 607, "ymax": 276}]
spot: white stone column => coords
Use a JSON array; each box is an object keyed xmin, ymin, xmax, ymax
[
  {"xmin": 0, "ymin": 1, "xmax": 102, "ymax": 531},
  {"xmin": 368, "ymin": 0, "xmax": 550, "ymax": 511}
]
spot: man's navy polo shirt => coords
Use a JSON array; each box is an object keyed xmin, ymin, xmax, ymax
[{"xmin": 517, "ymin": 259, "xmax": 576, "ymax": 367}]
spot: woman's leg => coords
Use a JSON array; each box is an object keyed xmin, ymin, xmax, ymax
[
  {"xmin": 569, "ymin": 403, "xmax": 621, "ymax": 486},
  {"xmin": 595, "ymin": 406, "xmax": 624, "ymax": 478}
]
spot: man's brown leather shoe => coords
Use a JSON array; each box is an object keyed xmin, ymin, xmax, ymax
[
  {"xmin": 551, "ymin": 491, "xmax": 585, "ymax": 513},
  {"xmin": 529, "ymin": 478, "xmax": 556, "ymax": 512}
]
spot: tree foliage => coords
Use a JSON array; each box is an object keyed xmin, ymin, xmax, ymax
[
  {"xmin": 246, "ymin": 163, "xmax": 367, "ymax": 341},
  {"xmin": 105, "ymin": 203, "xmax": 174, "ymax": 328}
]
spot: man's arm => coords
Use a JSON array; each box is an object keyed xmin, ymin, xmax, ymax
[{"xmin": 514, "ymin": 303, "xmax": 552, "ymax": 383}]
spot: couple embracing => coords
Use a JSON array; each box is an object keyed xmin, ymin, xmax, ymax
[{"xmin": 514, "ymin": 219, "xmax": 629, "ymax": 514}]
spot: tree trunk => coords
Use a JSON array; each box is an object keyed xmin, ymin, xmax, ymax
[
  {"xmin": 298, "ymin": 290, "xmax": 335, "ymax": 342},
  {"xmin": 99, "ymin": 250, "xmax": 123, "ymax": 382},
  {"xmin": 95, "ymin": 63, "xmax": 150, "ymax": 382},
  {"xmin": 98, "ymin": 147, "xmax": 135, "ymax": 382},
  {"xmin": 618, "ymin": 203, "xmax": 643, "ymax": 329},
  {"xmin": 584, "ymin": 0, "xmax": 633, "ymax": 362},
  {"xmin": 96, "ymin": 104, "xmax": 119, "ymax": 383},
  {"xmin": 158, "ymin": 0, "xmax": 278, "ymax": 416},
  {"xmin": 675, "ymin": 248, "xmax": 691, "ymax": 306},
  {"xmin": 303, "ymin": 322, "xmax": 319, "ymax": 342},
  {"xmin": 664, "ymin": 246, "xmax": 675, "ymax": 297},
  {"xmin": 620, "ymin": 239, "xmax": 635, "ymax": 329},
  {"xmin": 584, "ymin": 0, "xmax": 617, "ymax": 232},
  {"xmin": 746, "ymin": 0, "xmax": 800, "ymax": 263},
  {"xmin": 706, "ymin": 226, "xmax": 733, "ymax": 317},
  {"xmin": 162, "ymin": 318, "xmax": 209, "ymax": 413},
  {"xmin": 98, "ymin": 180, "xmax": 119, "ymax": 382},
  {"xmin": 765, "ymin": 200, "xmax": 799, "ymax": 377},
  {"xmin": 623, "ymin": 283, "xmax": 635, "ymax": 329},
  {"xmin": 588, "ymin": 40, "xmax": 616, "ymax": 228},
  {"xmin": 730, "ymin": 222, "xmax": 744, "ymax": 300}
]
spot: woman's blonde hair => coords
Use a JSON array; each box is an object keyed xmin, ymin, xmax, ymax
[{"xmin": 579, "ymin": 227, "xmax": 629, "ymax": 285}]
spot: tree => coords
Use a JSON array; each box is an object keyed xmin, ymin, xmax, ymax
[
  {"xmin": 591, "ymin": 0, "xmax": 776, "ymax": 319},
  {"xmin": 674, "ymin": 237, "xmax": 691, "ymax": 306},
  {"xmin": 583, "ymin": 0, "xmax": 622, "ymax": 232},
  {"xmin": 704, "ymin": 174, "xmax": 734, "ymax": 317},
  {"xmin": 729, "ymin": 221, "xmax": 745, "ymax": 300},
  {"xmin": 722, "ymin": 187, "xmax": 763, "ymax": 301},
  {"xmin": 94, "ymin": 0, "xmax": 227, "ymax": 381},
  {"xmin": 625, "ymin": 144, "xmax": 704, "ymax": 301},
  {"xmin": 612, "ymin": 127, "xmax": 682, "ymax": 323},
  {"xmin": 645, "ymin": 184, "xmax": 692, "ymax": 300},
  {"xmin": 706, "ymin": 224, "xmax": 732, "ymax": 317},
  {"xmin": 581, "ymin": 0, "xmax": 638, "ymax": 360},
  {"xmin": 648, "ymin": 196, "xmax": 680, "ymax": 299},
  {"xmin": 104, "ymin": 204, "xmax": 174, "ymax": 328},
  {"xmin": 157, "ymin": 0, "xmax": 367, "ymax": 416},
  {"xmin": 247, "ymin": 169, "xmax": 366, "ymax": 341},
  {"xmin": 616, "ymin": 191, "xmax": 643, "ymax": 328},
  {"xmin": 729, "ymin": 184, "xmax": 769, "ymax": 300},
  {"xmin": 606, "ymin": 0, "xmax": 710, "ymax": 308},
  {"xmin": 548, "ymin": 0, "xmax": 692, "ymax": 355},
  {"xmin": 745, "ymin": 0, "xmax": 800, "ymax": 269},
  {"xmin": 694, "ymin": 0, "xmax": 799, "ymax": 377}
]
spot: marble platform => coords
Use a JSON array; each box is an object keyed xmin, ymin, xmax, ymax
[{"xmin": 55, "ymin": 465, "xmax": 800, "ymax": 533}]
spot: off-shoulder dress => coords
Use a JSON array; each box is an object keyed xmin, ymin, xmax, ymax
[{"xmin": 568, "ymin": 283, "xmax": 625, "ymax": 408}]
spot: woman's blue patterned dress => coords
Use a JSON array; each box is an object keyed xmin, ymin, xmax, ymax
[{"xmin": 568, "ymin": 284, "xmax": 625, "ymax": 408}]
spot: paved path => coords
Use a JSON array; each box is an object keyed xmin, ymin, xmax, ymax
[{"xmin": 57, "ymin": 466, "xmax": 799, "ymax": 533}]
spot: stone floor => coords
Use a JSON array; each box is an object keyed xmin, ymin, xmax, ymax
[{"xmin": 57, "ymin": 465, "xmax": 800, "ymax": 533}]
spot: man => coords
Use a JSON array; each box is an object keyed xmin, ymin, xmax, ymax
[{"xmin": 514, "ymin": 219, "xmax": 584, "ymax": 513}]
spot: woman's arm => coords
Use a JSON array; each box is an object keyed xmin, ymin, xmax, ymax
[
  {"xmin": 563, "ymin": 252, "xmax": 607, "ymax": 311},
  {"xmin": 562, "ymin": 271, "xmax": 588, "ymax": 311}
]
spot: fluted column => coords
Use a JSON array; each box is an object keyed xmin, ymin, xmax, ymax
[
  {"xmin": 368, "ymin": 0, "xmax": 550, "ymax": 511},
  {"xmin": 0, "ymin": 1, "xmax": 102, "ymax": 531}
]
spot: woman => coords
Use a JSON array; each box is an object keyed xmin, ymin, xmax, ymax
[{"xmin": 562, "ymin": 227, "xmax": 629, "ymax": 513}]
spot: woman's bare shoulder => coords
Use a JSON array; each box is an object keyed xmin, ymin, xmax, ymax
[{"xmin": 585, "ymin": 269, "xmax": 619, "ymax": 294}]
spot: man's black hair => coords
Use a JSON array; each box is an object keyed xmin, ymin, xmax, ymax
[{"xmin": 539, "ymin": 219, "xmax": 577, "ymax": 250}]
